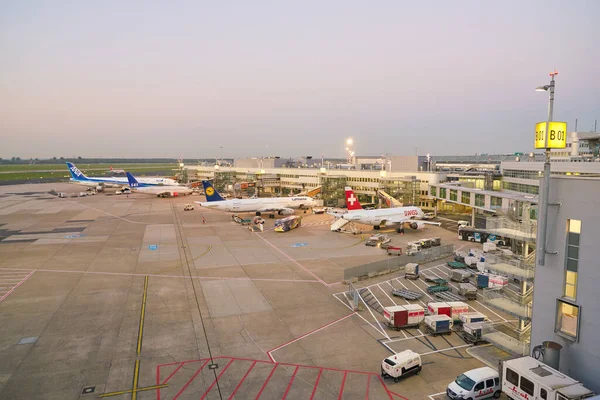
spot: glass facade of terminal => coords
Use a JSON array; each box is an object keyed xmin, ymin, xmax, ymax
[{"xmin": 502, "ymin": 181, "xmax": 539, "ymax": 195}]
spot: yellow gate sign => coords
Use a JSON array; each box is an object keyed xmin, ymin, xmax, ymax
[{"xmin": 535, "ymin": 121, "xmax": 567, "ymax": 149}]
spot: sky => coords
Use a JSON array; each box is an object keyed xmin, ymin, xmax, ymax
[{"xmin": 1, "ymin": 1, "xmax": 599, "ymax": 159}]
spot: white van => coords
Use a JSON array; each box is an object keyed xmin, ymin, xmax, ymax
[
  {"xmin": 447, "ymin": 366, "xmax": 501, "ymax": 399},
  {"xmin": 458, "ymin": 220, "xmax": 470, "ymax": 227},
  {"xmin": 381, "ymin": 350, "xmax": 422, "ymax": 383}
]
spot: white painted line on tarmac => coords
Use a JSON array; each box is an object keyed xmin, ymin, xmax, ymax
[
  {"xmin": 406, "ymin": 277, "xmax": 435, "ymax": 301},
  {"xmin": 384, "ymin": 332, "xmax": 433, "ymax": 344},
  {"xmin": 353, "ymin": 311, "xmax": 389, "ymax": 339},
  {"xmin": 381, "ymin": 341, "xmax": 395, "ymax": 354},
  {"xmin": 367, "ymin": 287, "xmax": 385, "ymax": 309},
  {"xmin": 357, "ymin": 292, "xmax": 390, "ymax": 340},
  {"xmin": 428, "ymin": 391, "xmax": 447, "ymax": 400},
  {"xmin": 420, "ymin": 344, "xmax": 472, "ymax": 356},
  {"xmin": 378, "ymin": 283, "xmax": 398, "ymax": 306},
  {"xmin": 333, "ymin": 293, "xmax": 354, "ymax": 311}
]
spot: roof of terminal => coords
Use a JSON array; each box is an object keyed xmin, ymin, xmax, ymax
[{"xmin": 430, "ymin": 182, "xmax": 539, "ymax": 204}]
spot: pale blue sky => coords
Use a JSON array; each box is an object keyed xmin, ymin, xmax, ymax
[{"xmin": 1, "ymin": 1, "xmax": 598, "ymax": 159}]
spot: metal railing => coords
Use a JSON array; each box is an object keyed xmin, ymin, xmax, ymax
[
  {"xmin": 343, "ymin": 244, "xmax": 454, "ymax": 281},
  {"xmin": 484, "ymin": 216, "xmax": 537, "ymax": 241},
  {"xmin": 482, "ymin": 288, "xmax": 532, "ymax": 319},
  {"xmin": 482, "ymin": 321, "xmax": 529, "ymax": 356}
]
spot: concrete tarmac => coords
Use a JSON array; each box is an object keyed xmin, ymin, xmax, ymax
[{"xmin": 0, "ymin": 183, "xmax": 511, "ymax": 399}]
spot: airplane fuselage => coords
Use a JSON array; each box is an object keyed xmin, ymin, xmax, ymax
[
  {"xmin": 199, "ymin": 196, "xmax": 315, "ymax": 213},
  {"xmin": 341, "ymin": 206, "xmax": 423, "ymax": 226}
]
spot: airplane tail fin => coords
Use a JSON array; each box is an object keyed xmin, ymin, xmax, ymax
[
  {"xmin": 202, "ymin": 180, "xmax": 225, "ymax": 202},
  {"xmin": 126, "ymin": 172, "xmax": 140, "ymax": 188},
  {"xmin": 344, "ymin": 186, "xmax": 363, "ymax": 210},
  {"xmin": 66, "ymin": 162, "xmax": 89, "ymax": 181}
]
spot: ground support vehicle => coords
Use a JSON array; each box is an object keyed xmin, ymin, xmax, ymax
[
  {"xmin": 501, "ymin": 356, "xmax": 594, "ymax": 400},
  {"xmin": 381, "ymin": 350, "xmax": 422, "ymax": 383},
  {"xmin": 232, "ymin": 215, "xmax": 251, "ymax": 225},
  {"xmin": 274, "ymin": 216, "xmax": 302, "ymax": 232},
  {"xmin": 184, "ymin": 204, "xmax": 194, "ymax": 211},
  {"xmin": 447, "ymin": 366, "xmax": 501, "ymax": 400},
  {"xmin": 365, "ymin": 233, "xmax": 391, "ymax": 247},
  {"xmin": 431, "ymin": 237, "xmax": 441, "ymax": 246}
]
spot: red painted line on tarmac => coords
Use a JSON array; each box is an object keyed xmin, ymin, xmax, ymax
[
  {"xmin": 254, "ymin": 364, "xmax": 278, "ymax": 400},
  {"xmin": 338, "ymin": 371, "xmax": 348, "ymax": 399},
  {"xmin": 309, "ymin": 368, "xmax": 323, "ymax": 400},
  {"xmin": 157, "ymin": 364, "xmax": 161, "ymax": 400},
  {"xmin": 281, "ymin": 366, "xmax": 299, "ymax": 400},
  {"xmin": 0, "ymin": 270, "xmax": 34, "ymax": 303},
  {"xmin": 377, "ymin": 375, "xmax": 394, "ymax": 400},
  {"xmin": 254, "ymin": 233, "xmax": 331, "ymax": 286},
  {"xmin": 366, "ymin": 374, "xmax": 371, "ymax": 399},
  {"xmin": 267, "ymin": 312, "xmax": 355, "ymax": 360},
  {"xmin": 389, "ymin": 391, "xmax": 410, "ymax": 400},
  {"xmin": 228, "ymin": 361, "xmax": 257, "ymax": 400},
  {"xmin": 172, "ymin": 359, "xmax": 210, "ymax": 400},
  {"xmin": 161, "ymin": 362, "xmax": 183, "ymax": 384},
  {"xmin": 200, "ymin": 359, "xmax": 234, "ymax": 400}
]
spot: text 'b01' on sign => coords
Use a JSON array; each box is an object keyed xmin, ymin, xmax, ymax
[{"xmin": 534, "ymin": 121, "xmax": 567, "ymax": 149}]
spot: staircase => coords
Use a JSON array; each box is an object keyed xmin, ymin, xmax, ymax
[
  {"xmin": 330, "ymin": 218, "xmax": 350, "ymax": 231},
  {"xmin": 358, "ymin": 288, "xmax": 384, "ymax": 315}
]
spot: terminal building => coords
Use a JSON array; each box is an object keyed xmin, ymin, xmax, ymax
[{"xmin": 530, "ymin": 176, "xmax": 600, "ymax": 393}]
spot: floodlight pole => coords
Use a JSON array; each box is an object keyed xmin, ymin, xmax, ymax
[{"xmin": 537, "ymin": 72, "xmax": 556, "ymax": 267}]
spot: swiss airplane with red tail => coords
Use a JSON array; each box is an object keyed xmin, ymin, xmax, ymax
[{"xmin": 336, "ymin": 186, "xmax": 441, "ymax": 232}]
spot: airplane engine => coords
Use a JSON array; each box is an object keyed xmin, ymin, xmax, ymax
[
  {"xmin": 278, "ymin": 208, "xmax": 294, "ymax": 216},
  {"xmin": 410, "ymin": 221, "xmax": 426, "ymax": 230}
]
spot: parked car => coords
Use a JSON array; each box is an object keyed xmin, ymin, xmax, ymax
[
  {"xmin": 184, "ymin": 204, "xmax": 195, "ymax": 211},
  {"xmin": 422, "ymin": 212, "xmax": 435, "ymax": 220}
]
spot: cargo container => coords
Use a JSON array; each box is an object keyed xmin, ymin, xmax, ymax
[
  {"xmin": 483, "ymin": 242, "xmax": 497, "ymax": 252},
  {"xmin": 420, "ymin": 238, "xmax": 432, "ymax": 249},
  {"xmin": 450, "ymin": 269, "xmax": 472, "ymax": 282},
  {"xmin": 458, "ymin": 283, "xmax": 478, "ymax": 300},
  {"xmin": 403, "ymin": 304, "xmax": 425, "ymax": 325},
  {"xmin": 427, "ymin": 302, "xmax": 451, "ymax": 317},
  {"xmin": 404, "ymin": 263, "xmax": 419, "ymax": 279},
  {"xmin": 424, "ymin": 315, "xmax": 453, "ymax": 335},
  {"xmin": 477, "ymin": 273, "xmax": 509, "ymax": 289},
  {"xmin": 431, "ymin": 237, "xmax": 441, "ymax": 246},
  {"xmin": 446, "ymin": 301, "xmax": 469, "ymax": 320},
  {"xmin": 387, "ymin": 246, "xmax": 403, "ymax": 256},
  {"xmin": 461, "ymin": 322, "xmax": 485, "ymax": 343},
  {"xmin": 383, "ymin": 306, "xmax": 408, "ymax": 329},
  {"xmin": 459, "ymin": 312, "xmax": 488, "ymax": 324}
]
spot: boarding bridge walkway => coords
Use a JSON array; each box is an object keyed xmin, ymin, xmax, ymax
[
  {"xmin": 330, "ymin": 218, "xmax": 350, "ymax": 231},
  {"xmin": 376, "ymin": 189, "xmax": 403, "ymax": 208}
]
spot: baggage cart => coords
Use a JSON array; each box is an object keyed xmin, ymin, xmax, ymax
[
  {"xmin": 387, "ymin": 246, "xmax": 403, "ymax": 256},
  {"xmin": 447, "ymin": 261, "xmax": 468, "ymax": 269},
  {"xmin": 458, "ymin": 322, "xmax": 486, "ymax": 344},
  {"xmin": 431, "ymin": 237, "xmax": 441, "ymax": 246},
  {"xmin": 383, "ymin": 305, "xmax": 424, "ymax": 330},
  {"xmin": 404, "ymin": 263, "xmax": 419, "ymax": 279},
  {"xmin": 424, "ymin": 276, "xmax": 447, "ymax": 286},
  {"xmin": 391, "ymin": 288, "xmax": 423, "ymax": 300},
  {"xmin": 450, "ymin": 270, "xmax": 472, "ymax": 283},
  {"xmin": 423, "ymin": 315, "xmax": 453, "ymax": 336},
  {"xmin": 459, "ymin": 312, "xmax": 488, "ymax": 325},
  {"xmin": 458, "ymin": 283, "xmax": 478, "ymax": 300},
  {"xmin": 427, "ymin": 302, "xmax": 451, "ymax": 317},
  {"xmin": 427, "ymin": 285, "xmax": 450, "ymax": 294},
  {"xmin": 446, "ymin": 301, "xmax": 469, "ymax": 320}
]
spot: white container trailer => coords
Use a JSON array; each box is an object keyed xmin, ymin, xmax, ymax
[
  {"xmin": 501, "ymin": 356, "xmax": 595, "ymax": 400},
  {"xmin": 381, "ymin": 350, "xmax": 422, "ymax": 383},
  {"xmin": 459, "ymin": 312, "xmax": 488, "ymax": 324},
  {"xmin": 446, "ymin": 301, "xmax": 469, "ymax": 320},
  {"xmin": 403, "ymin": 304, "xmax": 425, "ymax": 325}
]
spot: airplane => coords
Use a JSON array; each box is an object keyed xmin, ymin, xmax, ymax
[
  {"xmin": 333, "ymin": 186, "xmax": 441, "ymax": 232},
  {"xmin": 195, "ymin": 180, "xmax": 317, "ymax": 216},
  {"xmin": 109, "ymin": 166, "xmax": 125, "ymax": 174},
  {"xmin": 66, "ymin": 162, "xmax": 181, "ymax": 188},
  {"xmin": 125, "ymin": 172, "xmax": 192, "ymax": 197}
]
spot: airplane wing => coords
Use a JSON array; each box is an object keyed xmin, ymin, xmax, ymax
[{"xmin": 256, "ymin": 207, "xmax": 294, "ymax": 213}]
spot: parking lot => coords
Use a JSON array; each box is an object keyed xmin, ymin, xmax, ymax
[{"xmin": 0, "ymin": 183, "xmax": 506, "ymax": 399}]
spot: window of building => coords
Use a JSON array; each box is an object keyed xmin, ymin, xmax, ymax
[
  {"xmin": 461, "ymin": 191, "xmax": 470, "ymax": 204},
  {"xmin": 450, "ymin": 189, "xmax": 457, "ymax": 201},
  {"xmin": 520, "ymin": 377, "xmax": 534, "ymax": 396},
  {"xmin": 475, "ymin": 194, "xmax": 485, "ymax": 207},
  {"xmin": 430, "ymin": 187, "xmax": 436, "ymax": 197},
  {"xmin": 491, "ymin": 196, "xmax": 502, "ymax": 209},
  {"xmin": 440, "ymin": 188, "xmax": 446, "ymax": 198},
  {"xmin": 506, "ymin": 368, "xmax": 519, "ymax": 386},
  {"xmin": 565, "ymin": 219, "xmax": 580, "ymax": 300},
  {"xmin": 555, "ymin": 299, "xmax": 580, "ymax": 340}
]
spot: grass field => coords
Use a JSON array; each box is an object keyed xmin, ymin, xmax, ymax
[{"xmin": 0, "ymin": 163, "xmax": 179, "ymax": 182}]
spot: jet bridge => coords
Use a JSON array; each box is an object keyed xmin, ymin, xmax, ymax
[{"xmin": 376, "ymin": 189, "xmax": 403, "ymax": 208}]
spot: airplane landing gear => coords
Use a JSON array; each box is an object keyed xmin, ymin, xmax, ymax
[{"xmin": 373, "ymin": 225, "xmax": 380, "ymax": 230}]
